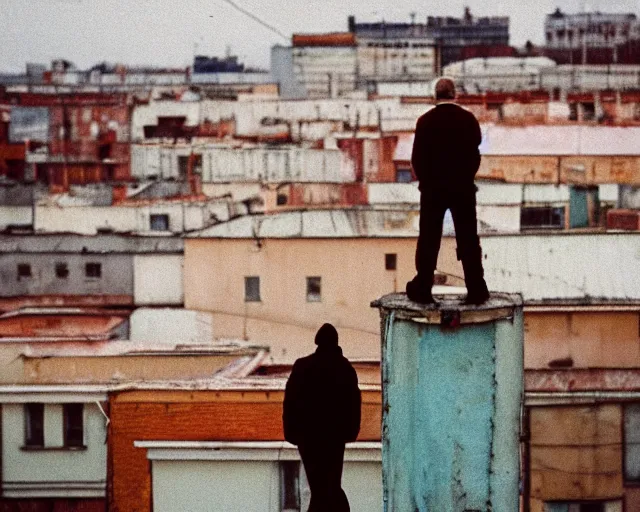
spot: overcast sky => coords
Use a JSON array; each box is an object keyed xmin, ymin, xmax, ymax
[{"xmin": 1, "ymin": 0, "xmax": 639, "ymax": 72}]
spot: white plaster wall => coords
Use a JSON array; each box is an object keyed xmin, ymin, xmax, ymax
[
  {"xmin": 34, "ymin": 204, "xmax": 215, "ymax": 235},
  {"xmin": 377, "ymin": 81, "xmax": 434, "ymax": 97},
  {"xmin": 34, "ymin": 205, "xmax": 137, "ymax": 234},
  {"xmin": 133, "ymin": 254, "xmax": 184, "ymax": 306},
  {"xmin": 1, "ymin": 403, "xmax": 107, "ymax": 497},
  {"xmin": 477, "ymin": 205, "xmax": 521, "ymax": 233},
  {"xmin": 0, "ymin": 206, "xmax": 32, "ymax": 229},
  {"xmin": 343, "ymin": 461, "xmax": 384, "ymax": 511},
  {"xmin": 129, "ymin": 308, "xmax": 213, "ymax": 343},
  {"xmin": 151, "ymin": 459, "xmax": 382, "ymax": 512},
  {"xmin": 153, "ymin": 460, "xmax": 279, "ymax": 512}
]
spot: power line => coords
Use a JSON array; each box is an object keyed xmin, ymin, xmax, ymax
[{"xmin": 213, "ymin": 0, "xmax": 289, "ymax": 42}]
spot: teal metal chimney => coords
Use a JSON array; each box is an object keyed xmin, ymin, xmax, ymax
[{"xmin": 371, "ymin": 293, "xmax": 524, "ymax": 512}]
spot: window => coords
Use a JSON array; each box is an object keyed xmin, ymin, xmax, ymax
[
  {"xmin": 63, "ymin": 403, "xmax": 84, "ymax": 448},
  {"xmin": 85, "ymin": 262, "xmax": 102, "ymax": 278},
  {"xmin": 306, "ymin": 277, "xmax": 321, "ymax": 302},
  {"xmin": 24, "ymin": 403, "xmax": 44, "ymax": 447},
  {"xmin": 177, "ymin": 154, "xmax": 202, "ymax": 176},
  {"xmin": 544, "ymin": 502, "xmax": 619, "ymax": 512},
  {"xmin": 55, "ymin": 262, "xmax": 69, "ymax": 279},
  {"xmin": 521, "ymin": 206, "xmax": 565, "ymax": 230},
  {"xmin": 17, "ymin": 263, "xmax": 32, "ymax": 280},
  {"xmin": 580, "ymin": 102, "xmax": 595, "ymax": 122},
  {"xmin": 277, "ymin": 193, "xmax": 288, "ymax": 206},
  {"xmin": 396, "ymin": 169, "xmax": 413, "ymax": 183},
  {"xmin": 280, "ymin": 461, "xmax": 300, "ymax": 511},
  {"xmin": 244, "ymin": 276, "xmax": 261, "ymax": 302},
  {"xmin": 625, "ymin": 403, "xmax": 640, "ymax": 482},
  {"xmin": 150, "ymin": 214, "xmax": 170, "ymax": 231},
  {"xmin": 385, "ymin": 253, "xmax": 397, "ymax": 270}
]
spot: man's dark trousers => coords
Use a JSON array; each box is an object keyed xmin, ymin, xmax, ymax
[
  {"xmin": 416, "ymin": 185, "xmax": 486, "ymax": 293},
  {"xmin": 299, "ymin": 442, "xmax": 350, "ymax": 512}
]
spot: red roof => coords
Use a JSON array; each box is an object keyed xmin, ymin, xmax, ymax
[{"xmin": 292, "ymin": 32, "xmax": 356, "ymax": 47}]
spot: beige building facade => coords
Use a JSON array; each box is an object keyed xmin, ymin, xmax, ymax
[{"xmin": 184, "ymin": 236, "xmax": 460, "ymax": 362}]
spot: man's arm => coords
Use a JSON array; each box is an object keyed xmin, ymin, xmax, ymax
[
  {"xmin": 466, "ymin": 111, "xmax": 482, "ymax": 179},
  {"xmin": 410, "ymin": 118, "xmax": 428, "ymax": 183}
]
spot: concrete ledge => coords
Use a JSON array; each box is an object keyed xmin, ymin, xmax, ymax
[{"xmin": 371, "ymin": 292, "xmax": 523, "ymax": 325}]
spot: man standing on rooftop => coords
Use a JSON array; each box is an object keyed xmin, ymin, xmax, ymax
[
  {"xmin": 406, "ymin": 77, "xmax": 490, "ymax": 305},
  {"xmin": 283, "ymin": 323, "xmax": 361, "ymax": 511}
]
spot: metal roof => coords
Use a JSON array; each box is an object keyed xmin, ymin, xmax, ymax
[
  {"xmin": 0, "ymin": 307, "xmax": 128, "ymax": 319},
  {"xmin": 522, "ymin": 184, "xmax": 570, "ymax": 203},
  {"xmin": 21, "ymin": 340, "xmax": 268, "ymax": 359},
  {"xmin": 368, "ymin": 180, "xmax": 571, "ymax": 207},
  {"xmin": 367, "ymin": 183, "xmax": 420, "ymax": 205},
  {"xmin": 186, "ymin": 208, "xmax": 420, "ymax": 238},
  {"xmin": 394, "ymin": 126, "xmax": 640, "ymax": 160},
  {"xmin": 482, "ymin": 233, "xmax": 640, "ymax": 301},
  {"xmin": 476, "ymin": 183, "xmax": 523, "ymax": 205},
  {"xmin": 0, "ymin": 233, "xmax": 183, "ymax": 253},
  {"xmin": 480, "ymin": 125, "xmax": 640, "ymax": 156}
]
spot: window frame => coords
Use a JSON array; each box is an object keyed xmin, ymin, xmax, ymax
[
  {"xmin": 624, "ymin": 403, "xmax": 640, "ymax": 484},
  {"xmin": 280, "ymin": 460, "xmax": 301, "ymax": 511},
  {"xmin": 63, "ymin": 403, "xmax": 85, "ymax": 448},
  {"xmin": 244, "ymin": 276, "xmax": 261, "ymax": 302},
  {"xmin": 17, "ymin": 263, "xmax": 32, "ymax": 280},
  {"xmin": 395, "ymin": 168, "xmax": 413, "ymax": 183},
  {"xmin": 544, "ymin": 500, "xmax": 619, "ymax": 512},
  {"xmin": 520, "ymin": 206, "xmax": 566, "ymax": 230},
  {"xmin": 24, "ymin": 403, "xmax": 45, "ymax": 448},
  {"xmin": 85, "ymin": 262, "xmax": 102, "ymax": 279},
  {"xmin": 306, "ymin": 276, "xmax": 322, "ymax": 303},
  {"xmin": 55, "ymin": 262, "xmax": 69, "ymax": 279},
  {"xmin": 150, "ymin": 213, "xmax": 170, "ymax": 231},
  {"xmin": 385, "ymin": 253, "xmax": 397, "ymax": 271}
]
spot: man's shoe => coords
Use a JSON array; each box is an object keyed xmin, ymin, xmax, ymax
[
  {"xmin": 463, "ymin": 288, "xmax": 490, "ymax": 305},
  {"xmin": 406, "ymin": 279, "xmax": 435, "ymax": 304}
]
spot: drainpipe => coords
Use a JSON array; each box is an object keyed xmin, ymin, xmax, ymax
[{"xmin": 522, "ymin": 405, "xmax": 531, "ymax": 512}]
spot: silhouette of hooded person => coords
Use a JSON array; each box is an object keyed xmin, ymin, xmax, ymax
[
  {"xmin": 283, "ymin": 323, "xmax": 361, "ymax": 512},
  {"xmin": 406, "ymin": 77, "xmax": 490, "ymax": 305}
]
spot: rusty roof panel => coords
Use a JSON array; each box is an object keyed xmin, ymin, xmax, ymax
[
  {"xmin": 526, "ymin": 368, "xmax": 640, "ymax": 392},
  {"xmin": 292, "ymin": 33, "xmax": 357, "ymax": 47}
]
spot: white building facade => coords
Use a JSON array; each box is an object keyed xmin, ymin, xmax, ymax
[
  {"xmin": 136, "ymin": 441, "xmax": 382, "ymax": 512},
  {"xmin": 0, "ymin": 387, "xmax": 108, "ymax": 500}
]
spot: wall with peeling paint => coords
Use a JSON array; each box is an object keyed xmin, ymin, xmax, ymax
[
  {"xmin": 375, "ymin": 295, "xmax": 524, "ymax": 512},
  {"xmin": 524, "ymin": 311, "xmax": 640, "ymax": 369}
]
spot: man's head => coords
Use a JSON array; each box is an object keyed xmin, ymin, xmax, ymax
[
  {"xmin": 315, "ymin": 323, "xmax": 339, "ymax": 346},
  {"xmin": 434, "ymin": 77, "xmax": 456, "ymax": 101}
]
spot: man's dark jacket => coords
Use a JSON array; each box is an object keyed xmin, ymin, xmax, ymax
[
  {"xmin": 411, "ymin": 102, "xmax": 482, "ymax": 192},
  {"xmin": 283, "ymin": 344, "xmax": 361, "ymax": 447}
]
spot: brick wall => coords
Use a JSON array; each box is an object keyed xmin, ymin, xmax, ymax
[{"xmin": 108, "ymin": 389, "xmax": 381, "ymax": 512}]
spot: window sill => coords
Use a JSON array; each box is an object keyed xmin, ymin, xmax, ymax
[{"xmin": 21, "ymin": 445, "xmax": 87, "ymax": 452}]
